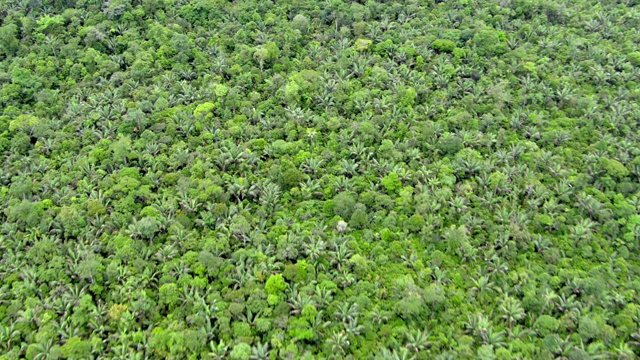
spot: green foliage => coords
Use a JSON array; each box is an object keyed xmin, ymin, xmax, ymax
[
  {"xmin": 405, "ymin": 214, "xmax": 424, "ymax": 233},
  {"xmin": 0, "ymin": 0, "xmax": 639, "ymax": 358},
  {"xmin": 292, "ymin": 14, "xmax": 310, "ymax": 33},
  {"xmin": 265, "ymin": 274, "xmax": 286, "ymax": 296},
  {"xmin": 230, "ymin": 342, "xmax": 252, "ymax": 360},
  {"xmin": 578, "ymin": 315, "xmax": 602, "ymax": 342},
  {"xmin": 436, "ymin": 134, "xmax": 463, "ymax": 156},
  {"xmin": 158, "ymin": 283, "xmax": 179, "ymax": 308},
  {"xmin": 354, "ymin": 38, "xmax": 372, "ymax": 51},
  {"xmin": 534, "ymin": 315, "xmax": 559, "ymax": 336},
  {"xmin": 432, "ymin": 39, "xmax": 456, "ymax": 53},
  {"xmin": 381, "ymin": 172, "xmax": 402, "ymax": 194},
  {"xmin": 399, "ymin": 87, "xmax": 417, "ymax": 107},
  {"xmin": 629, "ymin": 51, "xmax": 640, "ymax": 67},
  {"xmin": 333, "ymin": 191, "xmax": 356, "ymax": 220},
  {"xmin": 473, "ymin": 29, "xmax": 508, "ymax": 56},
  {"xmin": 193, "ymin": 102, "xmax": 216, "ymax": 118},
  {"xmin": 599, "ymin": 157, "xmax": 629, "ymax": 178},
  {"xmin": 36, "ymin": 14, "xmax": 64, "ymax": 33}
]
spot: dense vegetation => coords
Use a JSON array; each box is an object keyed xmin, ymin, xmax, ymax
[{"xmin": 1, "ymin": 0, "xmax": 640, "ymax": 358}]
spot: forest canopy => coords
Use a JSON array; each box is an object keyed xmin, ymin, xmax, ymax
[{"xmin": 1, "ymin": 0, "xmax": 640, "ymax": 359}]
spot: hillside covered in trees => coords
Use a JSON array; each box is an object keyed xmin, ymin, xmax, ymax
[{"xmin": 1, "ymin": 0, "xmax": 640, "ymax": 358}]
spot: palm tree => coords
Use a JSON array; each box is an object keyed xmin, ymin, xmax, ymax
[
  {"xmin": 326, "ymin": 330, "xmax": 350, "ymax": 356},
  {"xmin": 554, "ymin": 294, "xmax": 582, "ymax": 317},
  {"xmin": 405, "ymin": 328, "xmax": 433, "ymax": 353},
  {"xmin": 179, "ymin": 194, "xmax": 201, "ymax": 214},
  {"xmin": 464, "ymin": 313, "xmax": 491, "ymax": 339},
  {"xmin": 308, "ymin": 310, "xmax": 331, "ymax": 339},
  {"xmin": 303, "ymin": 237, "xmax": 326, "ymax": 262},
  {"xmin": 303, "ymin": 239, "xmax": 327, "ymax": 276},
  {"xmin": 542, "ymin": 288, "xmax": 558, "ymax": 313},
  {"xmin": 329, "ymin": 242, "xmax": 353, "ymax": 271},
  {"xmin": 53, "ymin": 317, "xmax": 83, "ymax": 342},
  {"xmin": 499, "ymin": 296, "xmax": 525, "ymax": 329},
  {"xmin": 533, "ymin": 235, "xmax": 553, "ymax": 254},
  {"xmin": 0, "ymin": 322, "xmax": 20, "ymax": 352},
  {"xmin": 208, "ymin": 340, "xmax": 228, "ymax": 360},
  {"xmin": 331, "ymin": 176, "xmax": 356, "ymax": 193},
  {"xmin": 369, "ymin": 307, "xmax": 390, "ymax": 325},
  {"xmin": 289, "ymin": 292, "xmax": 314, "ymax": 316},
  {"xmin": 333, "ymin": 302, "xmax": 359, "ymax": 324},
  {"xmin": 353, "ymin": 97, "xmax": 372, "ymax": 112},
  {"xmin": 550, "ymin": 335, "xmax": 578, "ymax": 360},
  {"xmin": 250, "ymin": 342, "xmax": 270, "ymax": 360},
  {"xmin": 376, "ymin": 348, "xmax": 417, "ymax": 360},
  {"xmin": 315, "ymin": 89, "xmax": 335, "ymax": 112},
  {"xmin": 570, "ymin": 218, "xmax": 596, "ymax": 243},
  {"xmin": 338, "ymin": 159, "xmax": 359, "ymax": 177},
  {"xmin": 258, "ymin": 181, "xmax": 281, "ymax": 211},
  {"xmin": 482, "ymin": 327, "xmax": 507, "ymax": 348},
  {"xmin": 336, "ymin": 269, "xmax": 356, "ymax": 288},
  {"xmin": 30, "ymin": 338, "xmax": 57, "ymax": 360},
  {"xmin": 470, "ymin": 275, "xmax": 498, "ymax": 303},
  {"xmin": 301, "ymin": 157, "xmax": 324, "ymax": 175},
  {"xmin": 344, "ymin": 318, "xmax": 365, "ymax": 337}
]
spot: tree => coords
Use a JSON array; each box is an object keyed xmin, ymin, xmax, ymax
[
  {"xmin": 432, "ymin": 39, "xmax": 456, "ymax": 53},
  {"xmin": 194, "ymin": 102, "xmax": 216, "ymax": 119},
  {"xmin": 251, "ymin": 342, "xmax": 270, "ymax": 360},
  {"xmin": 333, "ymin": 192, "xmax": 356, "ymax": 220},
  {"xmin": 535, "ymin": 315, "xmax": 560, "ymax": 337},
  {"xmin": 266, "ymin": 274, "xmax": 287, "ymax": 296},
  {"xmin": 382, "ymin": 172, "xmax": 402, "ymax": 195},
  {"xmin": 159, "ymin": 283, "xmax": 179, "ymax": 310},
  {"xmin": 599, "ymin": 157, "xmax": 629, "ymax": 178},
  {"xmin": 60, "ymin": 336, "xmax": 92, "ymax": 360},
  {"xmin": 230, "ymin": 343, "xmax": 252, "ymax": 360},
  {"xmin": 405, "ymin": 328, "xmax": 433, "ymax": 353},
  {"xmin": 292, "ymin": 14, "xmax": 310, "ymax": 33},
  {"xmin": 499, "ymin": 296, "xmax": 525, "ymax": 330},
  {"xmin": 327, "ymin": 331, "xmax": 350, "ymax": 356},
  {"xmin": 473, "ymin": 29, "xmax": 508, "ymax": 57}
]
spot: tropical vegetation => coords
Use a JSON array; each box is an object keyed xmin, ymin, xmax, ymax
[{"xmin": 1, "ymin": 0, "xmax": 640, "ymax": 359}]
